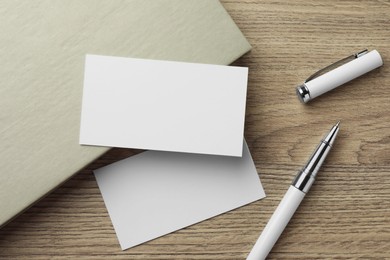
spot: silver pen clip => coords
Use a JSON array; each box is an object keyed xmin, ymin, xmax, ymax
[{"xmin": 305, "ymin": 49, "xmax": 369, "ymax": 83}]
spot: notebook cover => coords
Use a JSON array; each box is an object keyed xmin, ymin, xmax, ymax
[{"xmin": 0, "ymin": 0, "xmax": 251, "ymax": 227}]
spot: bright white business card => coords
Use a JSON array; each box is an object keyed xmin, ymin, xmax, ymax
[{"xmin": 80, "ymin": 55, "xmax": 248, "ymax": 156}]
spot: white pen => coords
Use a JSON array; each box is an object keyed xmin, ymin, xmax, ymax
[{"xmin": 247, "ymin": 122, "xmax": 340, "ymax": 260}]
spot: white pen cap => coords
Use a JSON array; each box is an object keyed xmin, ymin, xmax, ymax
[{"xmin": 297, "ymin": 49, "xmax": 383, "ymax": 103}]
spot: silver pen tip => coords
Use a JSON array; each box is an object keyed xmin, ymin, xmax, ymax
[{"xmin": 323, "ymin": 121, "xmax": 340, "ymax": 147}]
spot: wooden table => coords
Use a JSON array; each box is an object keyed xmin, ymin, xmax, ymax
[{"xmin": 1, "ymin": 0, "xmax": 389, "ymax": 259}]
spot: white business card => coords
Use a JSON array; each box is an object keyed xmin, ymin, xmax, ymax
[
  {"xmin": 94, "ymin": 141, "xmax": 265, "ymax": 250},
  {"xmin": 80, "ymin": 55, "xmax": 248, "ymax": 156}
]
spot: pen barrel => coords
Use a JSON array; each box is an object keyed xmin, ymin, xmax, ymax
[
  {"xmin": 247, "ymin": 186, "xmax": 305, "ymax": 260},
  {"xmin": 305, "ymin": 50, "xmax": 383, "ymax": 99}
]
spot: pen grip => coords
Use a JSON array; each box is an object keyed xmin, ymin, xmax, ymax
[{"xmin": 247, "ymin": 186, "xmax": 305, "ymax": 260}]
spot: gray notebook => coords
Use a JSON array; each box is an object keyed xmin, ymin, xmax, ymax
[{"xmin": 0, "ymin": 0, "xmax": 251, "ymax": 227}]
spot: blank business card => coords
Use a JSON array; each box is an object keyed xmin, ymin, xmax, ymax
[
  {"xmin": 80, "ymin": 55, "xmax": 248, "ymax": 157},
  {"xmin": 94, "ymin": 141, "xmax": 265, "ymax": 250}
]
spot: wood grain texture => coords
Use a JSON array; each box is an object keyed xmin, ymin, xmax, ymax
[{"xmin": 1, "ymin": 0, "xmax": 389, "ymax": 259}]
